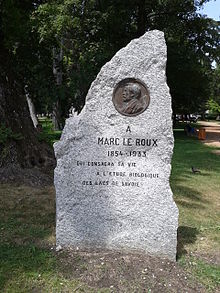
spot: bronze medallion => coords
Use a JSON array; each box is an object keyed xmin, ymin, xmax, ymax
[{"xmin": 112, "ymin": 78, "xmax": 150, "ymax": 117}]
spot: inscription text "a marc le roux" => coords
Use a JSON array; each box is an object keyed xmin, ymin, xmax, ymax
[{"xmin": 97, "ymin": 137, "xmax": 158, "ymax": 147}]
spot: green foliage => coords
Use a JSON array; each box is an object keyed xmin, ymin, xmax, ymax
[
  {"xmin": 31, "ymin": 0, "xmax": 220, "ymax": 115},
  {"xmin": 207, "ymin": 99, "xmax": 220, "ymax": 114},
  {"xmin": 212, "ymin": 65, "xmax": 220, "ymax": 99},
  {"xmin": 1, "ymin": 0, "xmax": 57, "ymax": 117},
  {"xmin": 207, "ymin": 65, "xmax": 220, "ymax": 115},
  {"xmin": 1, "ymin": 0, "xmax": 220, "ymax": 119},
  {"xmin": 0, "ymin": 125, "xmax": 23, "ymax": 145},
  {"xmin": 37, "ymin": 118, "xmax": 61, "ymax": 146},
  {"xmin": 166, "ymin": 14, "xmax": 220, "ymax": 114},
  {"xmin": 31, "ymin": 0, "xmax": 127, "ymax": 112},
  {"xmin": 1, "ymin": 0, "xmax": 31, "ymax": 49}
]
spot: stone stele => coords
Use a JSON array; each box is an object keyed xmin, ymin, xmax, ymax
[{"xmin": 54, "ymin": 30, "xmax": 179, "ymax": 261}]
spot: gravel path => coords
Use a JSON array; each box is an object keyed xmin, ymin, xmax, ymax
[{"xmin": 197, "ymin": 121, "xmax": 220, "ymax": 148}]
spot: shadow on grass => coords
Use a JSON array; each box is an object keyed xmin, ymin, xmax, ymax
[
  {"xmin": 175, "ymin": 200, "xmax": 206, "ymax": 210},
  {"xmin": 177, "ymin": 226, "xmax": 200, "ymax": 259},
  {"xmin": 172, "ymin": 183, "xmax": 208, "ymax": 204}
]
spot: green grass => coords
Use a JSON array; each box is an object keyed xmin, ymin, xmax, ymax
[
  {"xmin": 0, "ymin": 122, "xmax": 219, "ymax": 292},
  {"xmin": 171, "ymin": 125, "xmax": 220, "ymax": 250},
  {"xmin": 0, "ymin": 185, "xmax": 99, "ymax": 292},
  {"xmin": 171, "ymin": 123, "xmax": 220, "ymax": 290},
  {"xmin": 0, "ymin": 244, "xmax": 95, "ymax": 292},
  {"xmin": 179, "ymin": 256, "xmax": 220, "ymax": 291}
]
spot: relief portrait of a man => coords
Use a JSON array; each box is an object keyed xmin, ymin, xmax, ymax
[
  {"xmin": 121, "ymin": 83, "xmax": 145, "ymax": 115},
  {"xmin": 112, "ymin": 78, "xmax": 150, "ymax": 117}
]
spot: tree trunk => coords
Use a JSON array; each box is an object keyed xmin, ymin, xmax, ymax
[
  {"xmin": 201, "ymin": 112, "xmax": 206, "ymax": 120},
  {"xmin": 137, "ymin": 0, "xmax": 146, "ymax": 36},
  {"xmin": 25, "ymin": 87, "xmax": 39, "ymax": 128},
  {"xmin": 52, "ymin": 100, "xmax": 63, "ymax": 131},
  {"xmin": 52, "ymin": 39, "xmax": 63, "ymax": 130},
  {"xmin": 173, "ymin": 112, "xmax": 177, "ymax": 127},
  {"xmin": 0, "ymin": 50, "xmax": 55, "ymax": 183}
]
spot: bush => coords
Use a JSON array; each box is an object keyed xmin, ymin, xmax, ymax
[{"xmin": 0, "ymin": 125, "xmax": 23, "ymax": 145}]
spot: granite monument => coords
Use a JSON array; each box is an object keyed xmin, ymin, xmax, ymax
[{"xmin": 54, "ymin": 30, "xmax": 179, "ymax": 260}]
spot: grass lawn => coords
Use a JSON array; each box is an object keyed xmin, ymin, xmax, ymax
[
  {"xmin": 0, "ymin": 123, "xmax": 219, "ymax": 292},
  {"xmin": 171, "ymin": 125, "xmax": 220, "ymax": 291}
]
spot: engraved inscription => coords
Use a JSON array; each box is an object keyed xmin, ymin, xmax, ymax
[
  {"xmin": 113, "ymin": 78, "xmax": 150, "ymax": 116},
  {"xmin": 74, "ymin": 128, "xmax": 161, "ymax": 188},
  {"xmin": 75, "ymin": 126, "xmax": 160, "ymax": 188}
]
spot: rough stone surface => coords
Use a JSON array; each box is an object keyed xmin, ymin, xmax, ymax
[{"xmin": 54, "ymin": 30, "xmax": 179, "ymax": 260}]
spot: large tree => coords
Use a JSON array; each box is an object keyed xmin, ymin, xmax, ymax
[
  {"xmin": 1, "ymin": 0, "xmax": 219, "ymax": 181},
  {"xmin": 33, "ymin": 0, "xmax": 220, "ymax": 117},
  {"xmin": 0, "ymin": 0, "xmax": 55, "ymax": 182}
]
